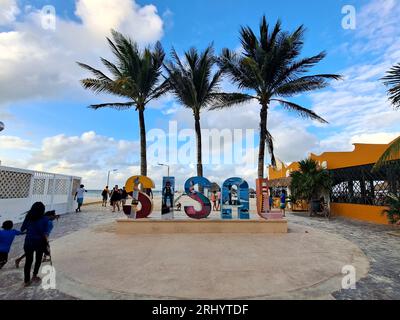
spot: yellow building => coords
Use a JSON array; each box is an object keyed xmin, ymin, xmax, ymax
[{"xmin": 268, "ymin": 140, "xmax": 400, "ymax": 225}]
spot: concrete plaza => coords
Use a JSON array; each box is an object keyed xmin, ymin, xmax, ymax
[{"xmin": 0, "ymin": 199, "xmax": 399, "ymax": 300}]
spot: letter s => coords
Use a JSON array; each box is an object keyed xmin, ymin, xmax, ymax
[{"xmin": 184, "ymin": 176, "xmax": 212, "ymax": 219}]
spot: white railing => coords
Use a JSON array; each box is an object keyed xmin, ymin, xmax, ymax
[{"xmin": 0, "ymin": 166, "xmax": 81, "ymax": 224}]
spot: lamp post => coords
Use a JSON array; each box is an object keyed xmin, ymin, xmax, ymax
[
  {"xmin": 107, "ymin": 169, "xmax": 118, "ymax": 187},
  {"xmin": 158, "ymin": 163, "xmax": 170, "ymax": 177}
]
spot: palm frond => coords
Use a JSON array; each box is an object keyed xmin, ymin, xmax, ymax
[
  {"xmin": 79, "ymin": 30, "xmax": 166, "ymax": 110},
  {"xmin": 100, "ymin": 58, "xmax": 122, "ymax": 78},
  {"xmin": 89, "ymin": 101, "xmax": 135, "ymax": 110},
  {"xmin": 165, "ymin": 45, "xmax": 221, "ymax": 112},
  {"xmin": 382, "ymin": 63, "xmax": 400, "ymax": 108},
  {"xmin": 77, "ymin": 62, "xmax": 113, "ymax": 82},
  {"xmin": 374, "ymin": 136, "xmax": 400, "ymax": 169},
  {"xmin": 271, "ymin": 99, "xmax": 328, "ymax": 123},
  {"xmin": 275, "ymin": 74, "xmax": 342, "ymax": 96},
  {"xmin": 209, "ymin": 93, "xmax": 255, "ymax": 110},
  {"xmin": 266, "ymin": 130, "xmax": 276, "ymax": 167}
]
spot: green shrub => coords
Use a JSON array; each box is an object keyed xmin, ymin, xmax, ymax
[{"xmin": 383, "ymin": 194, "xmax": 400, "ymax": 224}]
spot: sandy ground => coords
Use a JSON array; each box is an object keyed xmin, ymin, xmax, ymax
[
  {"xmin": 50, "ymin": 221, "xmax": 368, "ymax": 300},
  {"xmin": 46, "ymin": 196, "xmax": 370, "ymax": 300}
]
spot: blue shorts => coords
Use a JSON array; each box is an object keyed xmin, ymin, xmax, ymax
[
  {"xmin": 280, "ymin": 203, "xmax": 286, "ymax": 209},
  {"xmin": 77, "ymin": 198, "xmax": 84, "ymax": 205}
]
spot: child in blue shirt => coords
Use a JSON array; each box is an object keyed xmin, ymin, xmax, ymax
[{"xmin": 0, "ymin": 220, "xmax": 22, "ymax": 269}]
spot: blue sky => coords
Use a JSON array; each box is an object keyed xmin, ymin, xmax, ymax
[{"xmin": 1, "ymin": 0, "xmax": 400, "ymax": 188}]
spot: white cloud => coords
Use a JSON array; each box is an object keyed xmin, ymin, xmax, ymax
[
  {"xmin": 0, "ymin": 135, "xmax": 33, "ymax": 149},
  {"xmin": 350, "ymin": 132, "xmax": 400, "ymax": 145},
  {"xmin": 307, "ymin": 0, "xmax": 400, "ymax": 155},
  {"xmin": 1, "ymin": 131, "xmax": 142, "ymax": 189},
  {"xmin": 0, "ymin": 0, "xmax": 20, "ymax": 25},
  {"xmin": 75, "ymin": 0, "xmax": 163, "ymax": 42},
  {"xmin": 355, "ymin": 0, "xmax": 400, "ymax": 53},
  {"xmin": 0, "ymin": 0, "xmax": 165, "ymax": 105}
]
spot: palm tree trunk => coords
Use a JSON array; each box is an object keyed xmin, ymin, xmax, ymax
[
  {"xmin": 194, "ymin": 111, "xmax": 203, "ymax": 177},
  {"xmin": 138, "ymin": 108, "xmax": 147, "ymax": 177},
  {"xmin": 258, "ymin": 103, "xmax": 268, "ymax": 179}
]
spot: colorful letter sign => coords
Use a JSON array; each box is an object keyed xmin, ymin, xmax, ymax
[
  {"xmin": 184, "ymin": 176, "xmax": 212, "ymax": 220},
  {"xmin": 221, "ymin": 177, "xmax": 250, "ymax": 219},
  {"xmin": 256, "ymin": 178, "xmax": 270, "ymax": 219},
  {"xmin": 162, "ymin": 177, "xmax": 175, "ymax": 220},
  {"xmin": 123, "ymin": 175, "xmax": 155, "ymax": 219}
]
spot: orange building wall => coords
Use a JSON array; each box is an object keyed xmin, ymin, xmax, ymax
[
  {"xmin": 268, "ymin": 141, "xmax": 396, "ymax": 180},
  {"xmin": 267, "ymin": 140, "xmax": 400, "ymax": 225},
  {"xmin": 268, "ymin": 162, "xmax": 300, "ymax": 180},
  {"xmin": 330, "ymin": 203, "xmax": 389, "ymax": 225},
  {"xmin": 310, "ymin": 143, "xmax": 389, "ymax": 170}
]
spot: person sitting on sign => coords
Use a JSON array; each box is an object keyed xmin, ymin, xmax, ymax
[
  {"xmin": 163, "ymin": 181, "xmax": 174, "ymax": 207},
  {"xmin": 188, "ymin": 181, "xmax": 195, "ymax": 194},
  {"xmin": 231, "ymin": 190, "xmax": 238, "ymax": 205},
  {"xmin": 227, "ymin": 184, "xmax": 232, "ymax": 205},
  {"xmin": 176, "ymin": 202, "xmax": 182, "ymax": 211},
  {"xmin": 131, "ymin": 178, "xmax": 140, "ymax": 205}
]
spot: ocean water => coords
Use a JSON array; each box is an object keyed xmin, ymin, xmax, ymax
[{"xmin": 86, "ymin": 190, "xmax": 162, "ymax": 198}]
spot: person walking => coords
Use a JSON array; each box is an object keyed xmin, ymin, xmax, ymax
[
  {"xmin": 74, "ymin": 184, "xmax": 87, "ymax": 212},
  {"xmin": 110, "ymin": 186, "xmax": 121, "ymax": 212},
  {"xmin": 101, "ymin": 186, "xmax": 110, "ymax": 207},
  {"xmin": 280, "ymin": 189, "xmax": 287, "ymax": 218},
  {"xmin": 0, "ymin": 221, "xmax": 23, "ymax": 269},
  {"xmin": 20, "ymin": 202, "xmax": 50, "ymax": 286},
  {"xmin": 15, "ymin": 210, "xmax": 58, "ymax": 268},
  {"xmin": 121, "ymin": 187, "xmax": 128, "ymax": 206}
]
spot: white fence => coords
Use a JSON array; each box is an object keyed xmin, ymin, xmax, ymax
[{"xmin": 0, "ymin": 166, "xmax": 81, "ymax": 224}]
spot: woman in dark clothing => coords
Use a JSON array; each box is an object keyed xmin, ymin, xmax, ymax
[
  {"xmin": 110, "ymin": 187, "xmax": 121, "ymax": 212},
  {"xmin": 21, "ymin": 202, "xmax": 50, "ymax": 286}
]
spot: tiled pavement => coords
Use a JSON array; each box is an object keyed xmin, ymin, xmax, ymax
[{"xmin": 0, "ymin": 205, "xmax": 399, "ymax": 300}]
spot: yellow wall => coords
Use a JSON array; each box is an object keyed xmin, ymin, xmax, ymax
[
  {"xmin": 268, "ymin": 140, "xmax": 399, "ymax": 180},
  {"xmin": 330, "ymin": 203, "xmax": 389, "ymax": 225},
  {"xmin": 310, "ymin": 143, "xmax": 390, "ymax": 170},
  {"xmin": 267, "ymin": 140, "xmax": 399, "ymax": 225},
  {"xmin": 268, "ymin": 162, "xmax": 299, "ymax": 180}
]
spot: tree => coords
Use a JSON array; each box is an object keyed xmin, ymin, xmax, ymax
[
  {"xmin": 215, "ymin": 16, "xmax": 341, "ymax": 178},
  {"xmin": 290, "ymin": 158, "xmax": 332, "ymax": 206},
  {"xmin": 77, "ymin": 30, "xmax": 168, "ymax": 177},
  {"xmin": 164, "ymin": 46, "xmax": 250, "ymax": 177},
  {"xmin": 375, "ymin": 63, "xmax": 400, "ymax": 168},
  {"xmin": 382, "ymin": 193, "xmax": 400, "ymax": 225}
]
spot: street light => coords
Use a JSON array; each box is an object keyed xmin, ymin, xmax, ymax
[
  {"xmin": 158, "ymin": 163, "xmax": 170, "ymax": 177},
  {"xmin": 107, "ymin": 169, "xmax": 118, "ymax": 187}
]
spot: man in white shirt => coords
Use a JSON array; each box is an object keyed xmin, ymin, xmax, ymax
[{"xmin": 74, "ymin": 184, "xmax": 87, "ymax": 212}]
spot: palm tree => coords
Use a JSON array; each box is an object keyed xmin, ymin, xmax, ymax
[
  {"xmin": 375, "ymin": 63, "xmax": 400, "ymax": 168},
  {"xmin": 215, "ymin": 16, "xmax": 341, "ymax": 178},
  {"xmin": 164, "ymin": 46, "xmax": 250, "ymax": 177},
  {"xmin": 290, "ymin": 158, "xmax": 332, "ymax": 213},
  {"xmin": 77, "ymin": 30, "xmax": 168, "ymax": 177}
]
